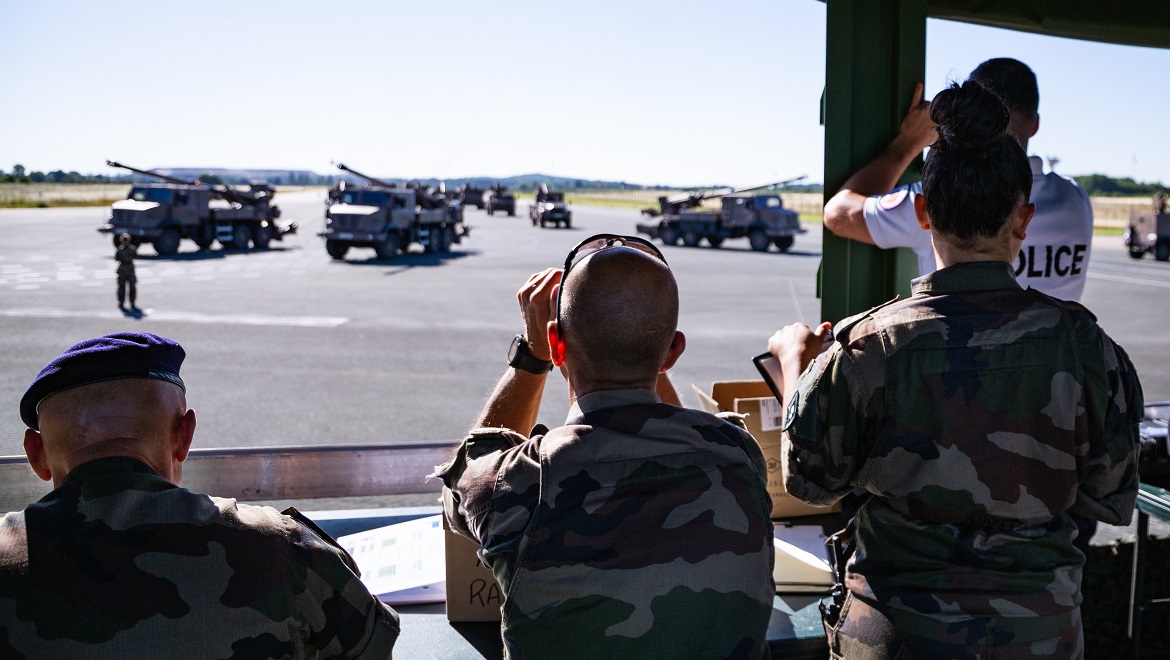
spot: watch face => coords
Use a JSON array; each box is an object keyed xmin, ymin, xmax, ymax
[{"xmin": 508, "ymin": 334, "xmax": 522, "ymax": 364}]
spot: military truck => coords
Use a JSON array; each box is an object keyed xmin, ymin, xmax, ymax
[
  {"xmin": 459, "ymin": 183, "xmax": 486, "ymax": 210},
  {"xmin": 98, "ymin": 161, "xmax": 295, "ymax": 256},
  {"xmin": 485, "ymin": 183, "xmax": 515, "ymax": 216},
  {"xmin": 320, "ymin": 163, "xmax": 467, "ymax": 260},
  {"xmin": 1125, "ymin": 193, "xmax": 1170, "ymax": 261},
  {"xmin": 529, "ymin": 185, "xmax": 572, "ymax": 228},
  {"xmin": 636, "ymin": 178, "xmax": 806, "ymax": 252}
]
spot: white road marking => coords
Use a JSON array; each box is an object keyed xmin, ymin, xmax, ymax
[
  {"xmin": 1087, "ymin": 272, "xmax": 1170, "ymax": 289},
  {"xmin": 0, "ymin": 308, "xmax": 349, "ymax": 328}
]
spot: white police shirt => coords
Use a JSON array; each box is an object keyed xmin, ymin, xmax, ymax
[{"xmin": 863, "ymin": 156, "xmax": 1094, "ymax": 301}]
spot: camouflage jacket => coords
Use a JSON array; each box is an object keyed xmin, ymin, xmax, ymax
[
  {"xmin": 0, "ymin": 456, "xmax": 400, "ymax": 659},
  {"xmin": 115, "ymin": 244, "xmax": 136, "ymax": 276},
  {"xmin": 783, "ymin": 262, "xmax": 1142, "ymax": 638},
  {"xmin": 438, "ymin": 388, "xmax": 775, "ymax": 659}
]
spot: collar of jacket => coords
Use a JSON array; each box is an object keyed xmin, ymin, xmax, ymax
[
  {"xmin": 565, "ymin": 387, "xmax": 661, "ymax": 425},
  {"xmin": 911, "ymin": 261, "xmax": 1022, "ymax": 295}
]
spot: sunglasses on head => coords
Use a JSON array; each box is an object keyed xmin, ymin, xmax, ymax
[{"xmin": 555, "ymin": 234, "xmax": 668, "ymax": 332}]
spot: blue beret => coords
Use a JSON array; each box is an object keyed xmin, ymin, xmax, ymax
[{"xmin": 20, "ymin": 333, "xmax": 186, "ymax": 430}]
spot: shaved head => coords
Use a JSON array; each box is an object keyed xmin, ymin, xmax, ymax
[
  {"xmin": 560, "ymin": 247, "xmax": 679, "ymax": 384},
  {"xmin": 30, "ymin": 379, "xmax": 192, "ymax": 485}
]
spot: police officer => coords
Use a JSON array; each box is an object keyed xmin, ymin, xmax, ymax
[
  {"xmin": 823, "ymin": 58, "xmax": 1094, "ymax": 302},
  {"xmin": 1, "ymin": 332, "xmax": 400, "ymax": 658},
  {"xmin": 115, "ymin": 232, "xmax": 138, "ymax": 310},
  {"xmin": 771, "ymin": 81, "xmax": 1141, "ymax": 659},
  {"xmin": 437, "ymin": 236, "xmax": 775, "ymax": 658}
]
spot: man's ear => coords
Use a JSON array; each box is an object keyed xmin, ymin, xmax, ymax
[
  {"xmin": 173, "ymin": 409, "xmax": 196, "ymax": 463},
  {"xmin": 913, "ymin": 195, "xmax": 931, "ymax": 231},
  {"xmin": 1030, "ymin": 114, "xmax": 1040, "ymax": 139},
  {"xmin": 547, "ymin": 322, "xmax": 566, "ymax": 367},
  {"xmin": 24, "ymin": 429, "xmax": 51, "ymax": 482},
  {"xmin": 660, "ymin": 331, "xmax": 686, "ymax": 372}
]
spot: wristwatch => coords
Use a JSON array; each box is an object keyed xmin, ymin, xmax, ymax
[{"xmin": 508, "ymin": 334, "xmax": 554, "ymax": 375}]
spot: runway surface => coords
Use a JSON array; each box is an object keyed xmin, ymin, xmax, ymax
[{"xmin": 1, "ymin": 190, "xmax": 1166, "ymax": 459}]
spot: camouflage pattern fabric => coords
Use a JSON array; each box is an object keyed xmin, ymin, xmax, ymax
[
  {"xmin": 438, "ymin": 387, "xmax": 775, "ymax": 659},
  {"xmin": 783, "ymin": 261, "xmax": 1142, "ymax": 657},
  {"xmin": 0, "ymin": 456, "xmax": 400, "ymax": 659},
  {"xmin": 115, "ymin": 243, "xmax": 136, "ymax": 278}
]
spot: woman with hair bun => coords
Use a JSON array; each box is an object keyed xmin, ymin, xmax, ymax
[{"xmin": 769, "ymin": 80, "xmax": 1143, "ymax": 659}]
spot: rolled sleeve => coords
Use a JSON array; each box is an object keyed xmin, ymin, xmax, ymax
[{"xmin": 438, "ymin": 428, "xmax": 542, "ymax": 559}]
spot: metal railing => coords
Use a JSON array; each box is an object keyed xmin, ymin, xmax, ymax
[{"xmin": 0, "ymin": 441, "xmax": 458, "ymax": 512}]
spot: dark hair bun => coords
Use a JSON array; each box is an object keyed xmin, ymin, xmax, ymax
[{"xmin": 930, "ymin": 81, "xmax": 1011, "ymax": 153}]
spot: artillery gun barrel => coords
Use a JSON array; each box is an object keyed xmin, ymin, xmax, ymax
[
  {"xmin": 106, "ymin": 160, "xmax": 262, "ymax": 207},
  {"xmin": 335, "ymin": 163, "xmax": 397, "ymax": 189},
  {"xmin": 664, "ymin": 177, "xmax": 809, "ymax": 206},
  {"xmin": 106, "ymin": 160, "xmax": 198, "ymax": 187}
]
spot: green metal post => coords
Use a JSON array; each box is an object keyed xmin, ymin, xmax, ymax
[{"xmin": 821, "ymin": 0, "xmax": 927, "ymax": 323}]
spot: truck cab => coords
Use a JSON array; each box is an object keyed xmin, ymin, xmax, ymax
[
  {"xmin": 722, "ymin": 194, "xmax": 803, "ymax": 251},
  {"xmin": 530, "ymin": 191, "xmax": 572, "ymax": 228},
  {"xmin": 104, "ymin": 184, "xmax": 212, "ymax": 249},
  {"xmin": 321, "ymin": 187, "xmax": 466, "ymax": 260}
]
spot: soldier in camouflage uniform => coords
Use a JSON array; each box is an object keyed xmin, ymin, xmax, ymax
[
  {"xmin": 438, "ymin": 236, "xmax": 775, "ymax": 659},
  {"xmin": 1, "ymin": 332, "xmax": 400, "ymax": 659},
  {"xmin": 769, "ymin": 82, "xmax": 1142, "ymax": 659}
]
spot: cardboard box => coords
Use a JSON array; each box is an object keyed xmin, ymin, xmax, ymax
[
  {"xmin": 442, "ymin": 514, "xmax": 503, "ymax": 622},
  {"xmin": 695, "ymin": 380, "xmax": 838, "ymax": 519}
]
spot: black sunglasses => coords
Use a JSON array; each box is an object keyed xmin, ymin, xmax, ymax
[{"xmin": 555, "ymin": 234, "xmax": 668, "ymax": 333}]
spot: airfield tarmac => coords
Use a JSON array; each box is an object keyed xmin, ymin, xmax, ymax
[{"xmin": 1, "ymin": 189, "xmax": 1167, "ymax": 461}]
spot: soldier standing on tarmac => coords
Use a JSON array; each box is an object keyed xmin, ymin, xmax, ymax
[{"xmin": 115, "ymin": 233, "xmax": 138, "ymax": 311}]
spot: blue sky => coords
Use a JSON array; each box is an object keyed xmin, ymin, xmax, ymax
[{"xmin": 2, "ymin": 1, "xmax": 1168, "ymax": 188}]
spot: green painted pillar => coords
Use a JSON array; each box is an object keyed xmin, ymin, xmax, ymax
[{"xmin": 820, "ymin": 0, "xmax": 926, "ymax": 323}]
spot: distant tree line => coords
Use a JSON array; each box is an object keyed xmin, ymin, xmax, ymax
[
  {"xmin": 2, "ymin": 164, "xmax": 131, "ymax": 184},
  {"xmin": 1073, "ymin": 174, "xmax": 1168, "ymax": 197}
]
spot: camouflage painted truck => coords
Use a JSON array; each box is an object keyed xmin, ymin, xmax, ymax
[
  {"xmin": 529, "ymin": 184, "xmax": 572, "ymax": 228},
  {"xmin": 98, "ymin": 160, "xmax": 295, "ymax": 256},
  {"xmin": 319, "ymin": 163, "xmax": 468, "ymax": 260},
  {"xmin": 485, "ymin": 183, "xmax": 516, "ymax": 216},
  {"xmin": 636, "ymin": 178, "xmax": 806, "ymax": 252},
  {"xmin": 459, "ymin": 183, "xmax": 486, "ymax": 210}
]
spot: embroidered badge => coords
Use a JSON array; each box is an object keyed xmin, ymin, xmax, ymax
[
  {"xmin": 782, "ymin": 391, "xmax": 799, "ymax": 431},
  {"xmin": 879, "ymin": 189, "xmax": 909, "ymax": 210}
]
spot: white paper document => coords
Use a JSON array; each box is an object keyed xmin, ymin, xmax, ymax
[{"xmin": 337, "ymin": 515, "xmax": 447, "ymax": 604}]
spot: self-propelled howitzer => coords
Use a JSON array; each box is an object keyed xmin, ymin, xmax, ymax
[
  {"xmin": 99, "ymin": 161, "xmax": 294, "ymax": 256},
  {"xmin": 636, "ymin": 176, "xmax": 808, "ymax": 252}
]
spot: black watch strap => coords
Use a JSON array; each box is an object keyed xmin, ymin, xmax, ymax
[{"xmin": 508, "ymin": 334, "xmax": 554, "ymax": 375}]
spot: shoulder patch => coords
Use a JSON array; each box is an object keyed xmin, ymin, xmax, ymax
[
  {"xmin": 782, "ymin": 390, "xmax": 799, "ymax": 431},
  {"xmin": 878, "ymin": 189, "xmax": 909, "ymax": 210}
]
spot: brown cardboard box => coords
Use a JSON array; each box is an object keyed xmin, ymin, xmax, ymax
[
  {"xmin": 442, "ymin": 515, "xmax": 503, "ymax": 622},
  {"xmin": 697, "ymin": 380, "xmax": 837, "ymax": 519}
]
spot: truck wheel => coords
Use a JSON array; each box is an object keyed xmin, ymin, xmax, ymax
[
  {"xmin": 773, "ymin": 236, "xmax": 795, "ymax": 252},
  {"xmin": 441, "ymin": 227, "xmax": 455, "ymax": 253},
  {"xmin": 682, "ymin": 230, "xmax": 701, "ymax": 247},
  {"xmin": 706, "ymin": 235, "xmax": 723, "ymax": 248},
  {"xmin": 565, "ymin": 218, "xmax": 571, "ymax": 229},
  {"xmin": 326, "ymin": 240, "xmax": 349, "ymax": 260},
  {"xmin": 194, "ymin": 234, "xmax": 214, "ymax": 251},
  {"xmin": 231, "ymin": 225, "xmax": 253, "ymax": 251},
  {"xmin": 659, "ymin": 226, "xmax": 679, "ymax": 246},
  {"xmin": 749, "ymin": 230, "xmax": 771, "ymax": 252},
  {"xmin": 508, "ymin": 209, "xmax": 515, "ymax": 217},
  {"xmin": 253, "ymin": 226, "xmax": 272, "ymax": 250},
  {"xmin": 375, "ymin": 233, "xmax": 402, "ymax": 259},
  {"xmin": 1129, "ymin": 247, "xmax": 1146, "ymax": 260},
  {"xmin": 155, "ymin": 229, "xmax": 181, "ymax": 256},
  {"xmin": 1156, "ymin": 239, "xmax": 1170, "ymax": 262}
]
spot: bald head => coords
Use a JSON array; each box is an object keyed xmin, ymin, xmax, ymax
[
  {"xmin": 28, "ymin": 379, "xmax": 194, "ymax": 486},
  {"xmin": 559, "ymin": 247, "xmax": 679, "ymax": 385}
]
